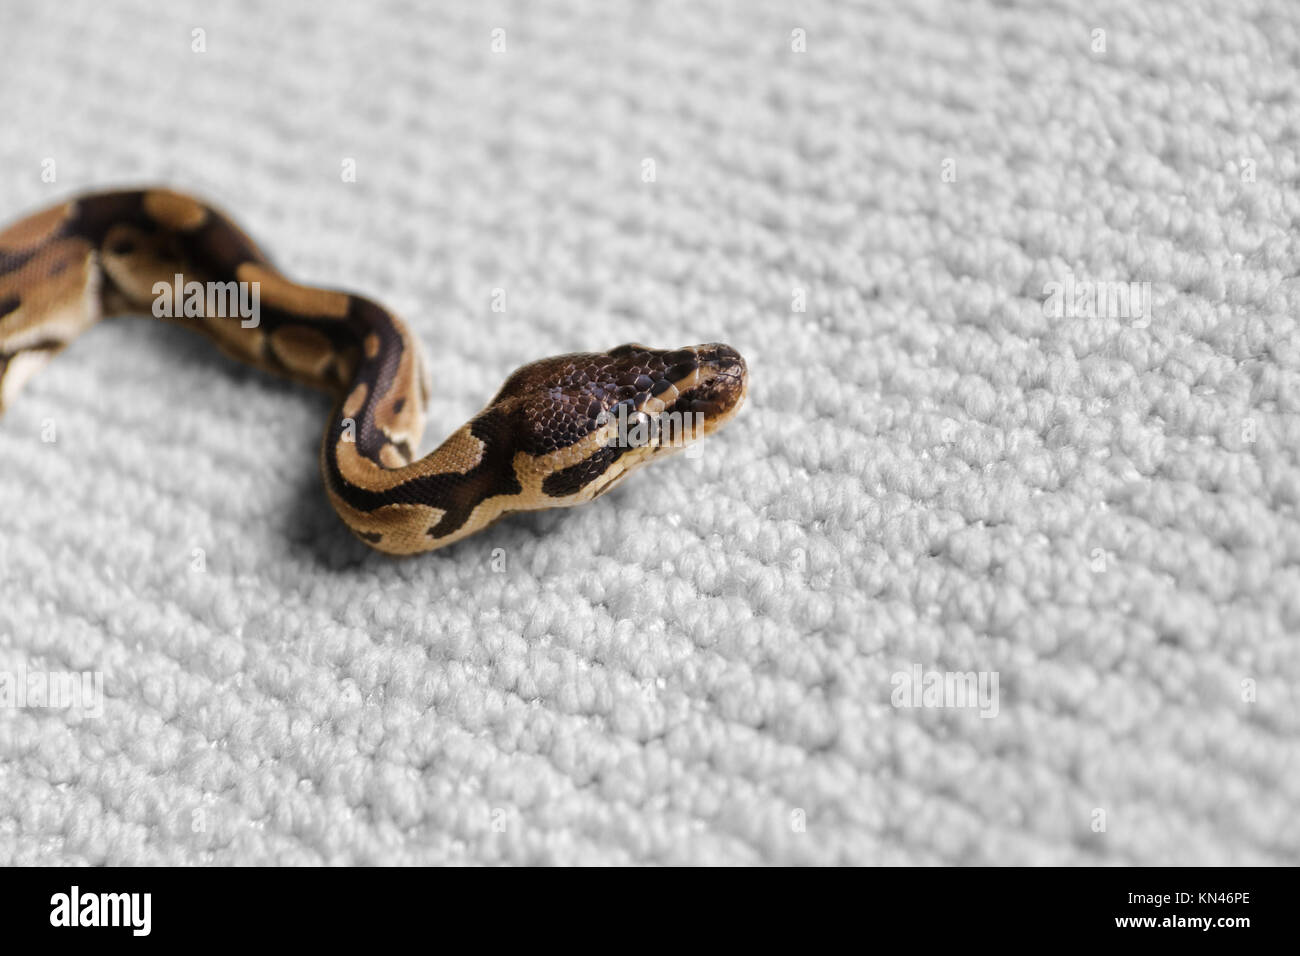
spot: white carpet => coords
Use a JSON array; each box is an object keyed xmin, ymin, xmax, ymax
[{"xmin": 1, "ymin": 0, "xmax": 1297, "ymax": 865}]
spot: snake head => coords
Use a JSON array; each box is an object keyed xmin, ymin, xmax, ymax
[
  {"xmin": 598, "ymin": 341, "xmax": 748, "ymax": 440},
  {"xmin": 495, "ymin": 341, "xmax": 748, "ymax": 501}
]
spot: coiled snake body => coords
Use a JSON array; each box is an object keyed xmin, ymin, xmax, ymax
[{"xmin": 0, "ymin": 190, "xmax": 747, "ymax": 554}]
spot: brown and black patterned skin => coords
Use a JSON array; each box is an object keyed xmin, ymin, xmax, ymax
[{"xmin": 0, "ymin": 189, "xmax": 748, "ymax": 554}]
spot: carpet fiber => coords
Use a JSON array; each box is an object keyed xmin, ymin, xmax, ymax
[{"xmin": 0, "ymin": 0, "xmax": 1297, "ymax": 865}]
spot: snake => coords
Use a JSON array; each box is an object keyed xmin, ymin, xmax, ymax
[{"xmin": 0, "ymin": 189, "xmax": 747, "ymax": 555}]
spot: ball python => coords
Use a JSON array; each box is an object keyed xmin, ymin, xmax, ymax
[{"xmin": 0, "ymin": 189, "xmax": 747, "ymax": 554}]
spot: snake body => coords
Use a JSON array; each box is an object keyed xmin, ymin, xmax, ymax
[{"xmin": 0, "ymin": 189, "xmax": 747, "ymax": 554}]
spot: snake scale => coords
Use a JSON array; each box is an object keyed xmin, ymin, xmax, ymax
[{"xmin": 0, "ymin": 189, "xmax": 747, "ymax": 554}]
